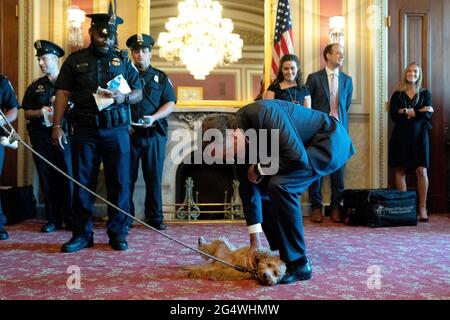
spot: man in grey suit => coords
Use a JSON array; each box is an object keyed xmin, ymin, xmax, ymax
[
  {"xmin": 306, "ymin": 43, "xmax": 353, "ymax": 223},
  {"xmin": 202, "ymin": 99, "xmax": 355, "ymax": 283}
]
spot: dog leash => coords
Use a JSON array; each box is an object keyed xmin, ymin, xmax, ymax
[{"xmin": 0, "ymin": 111, "xmax": 257, "ymax": 276}]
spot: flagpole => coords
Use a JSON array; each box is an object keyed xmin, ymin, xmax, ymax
[{"xmin": 265, "ymin": 0, "xmax": 277, "ymax": 89}]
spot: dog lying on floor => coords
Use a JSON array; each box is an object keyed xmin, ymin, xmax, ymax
[{"xmin": 182, "ymin": 236, "xmax": 286, "ymax": 286}]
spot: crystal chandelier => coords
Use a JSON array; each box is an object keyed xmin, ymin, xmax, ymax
[
  {"xmin": 158, "ymin": 0, "xmax": 243, "ymax": 80},
  {"xmin": 67, "ymin": 5, "xmax": 86, "ymax": 49}
]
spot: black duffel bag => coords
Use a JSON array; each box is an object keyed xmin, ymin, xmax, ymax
[
  {"xmin": 0, "ymin": 185, "xmax": 37, "ymax": 225},
  {"xmin": 342, "ymin": 189, "xmax": 417, "ymax": 227}
]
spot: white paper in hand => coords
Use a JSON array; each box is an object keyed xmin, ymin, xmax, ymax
[
  {"xmin": 107, "ymin": 74, "xmax": 131, "ymax": 95},
  {"xmin": 93, "ymin": 87, "xmax": 114, "ymax": 111},
  {"xmin": 42, "ymin": 107, "xmax": 54, "ymax": 127}
]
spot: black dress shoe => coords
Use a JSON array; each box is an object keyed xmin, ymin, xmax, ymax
[
  {"xmin": 64, "ymin": 220, "xmax": 73, "ymax": 231},
  {"xmin": 0, "ymin": 228, "xmax": 9, "ymax": 241},
  {"xmin": 61, "ymin": 235, "xmax": 94, "ymax": 253},
  {"xmin": 280, "ymin": 260, "xmax": 312, "ymax": 284},
  {"xmin": 149, "ymin": 222, "xmax": 166, "ymax": 231},
  {"xmin": 108, "ymin": 238, "xmax": 128, "ymax": 251},
  {"xmin": 41, "ymin": 223, "xmax": 56, "ymax": 233}
]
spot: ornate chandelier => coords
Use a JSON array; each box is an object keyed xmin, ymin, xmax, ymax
[{"xmin": 158, "ymin": 0, "xmax": 243, "ymax": 80}]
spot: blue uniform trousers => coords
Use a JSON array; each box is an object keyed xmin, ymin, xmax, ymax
[
  {"xmin": 71, "ymin": 125, "xmax": 130, "ymax": 237},
  {"xmin": 129, "ymin": 131, "xmax": 166, "ymax": 224},
  {"xmin": 29, "ymin": 127, "xmax": 73, "ymax": 226}
]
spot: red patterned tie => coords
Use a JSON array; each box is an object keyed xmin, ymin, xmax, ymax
[{"xmin": 330, "ymin": 73, "xmax": 339, "ymax": 121}]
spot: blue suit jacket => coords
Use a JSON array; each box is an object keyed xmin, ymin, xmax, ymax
[
  {"xmin": 236, "ymin": 100, "xmax": 356, "ymax": 226},
  {"xmin": 306, "ymin": 68, "xmax": 353, "ymax": 130}
]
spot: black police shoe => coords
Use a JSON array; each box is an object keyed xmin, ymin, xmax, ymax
[
  {"xmin": 41, "ymin": 223, "xmax": 56, "ymax": 233},
  {"xmin": 108, "ymin": 237, "xmax": 128, "ymax": 251},
  {"xmin": 0, "ymin": 228, "xmax": 9, "ymax": 240},
  {"xmin": 280, "ymin": 259, "xmax": 312, "ymax": 284},
  {"xmin": 61, "ymin": 235, "xmax": 94, "ymax": 253},
  {"xmin": 64, "ymin": 220, "xmax": 73, "ymax": 231},
  {"xmin": 149, "ymin": 222, "xmax": 167, "ymax": 231}
]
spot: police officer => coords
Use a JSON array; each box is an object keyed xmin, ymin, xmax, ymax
[
  {"xmin": 126, "ymin": 34, "xmax": 176, "ymax": 230},
  {"xmin": 0, "ymin": 74, "xmax": 19, "ymax": 240},
  {"xmin": 52, "ymin": 13, "xmax": 142, "ymax": 252},
  {"xmin": 22, "ymin": 40, "xmax": 73, "ymax": 233}
]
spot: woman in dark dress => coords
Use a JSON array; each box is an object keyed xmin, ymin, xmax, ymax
[
  {"xmin": 388, "ymin": 62, "xmax": 434, "ymax": 222},
  {"xmin": 264, "ymin": 54, "xmax": 311, "ymax": 108}
]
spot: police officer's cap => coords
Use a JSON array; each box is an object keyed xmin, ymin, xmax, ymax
[
  {"xmin": 86, "ymin": 13, "xmax": 124, "ymax": 36},
  {"xmin": 34, "ymin": 40, "xmax": 65, "ymax": 58},
  {"xmin": 126, "ymin": 34, "xmax": 155, "ymax": 50}
]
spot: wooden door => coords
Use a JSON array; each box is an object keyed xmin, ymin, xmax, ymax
[
  {"xmin": 388, "ymin": 0, "xmax": 450, "ymax": 213},
  {"xmin": 0, "ymin": 0, "xmax": 19, "ymax": 186}
]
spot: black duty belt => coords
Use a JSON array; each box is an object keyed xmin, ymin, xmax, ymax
[
  {"xmin": 70, "ymin": 107, "xmax": 129, "ymax": 129},
  {"xmin": 131, "ymin": 125, "xmax": 157, "ymax": 138}
]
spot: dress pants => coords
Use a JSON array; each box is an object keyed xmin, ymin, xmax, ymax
[
  {"xmin": 263, "ymin": 167, "xmax": 320, "ymax": 262},
  {"xmin": 309, "ymin": 166, "xmax": 345, "ymax": 210}
]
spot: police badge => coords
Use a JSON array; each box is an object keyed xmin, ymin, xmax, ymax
[
  {"xmin": 137, "ymin": 33, "xmax": 144, "ymax": 46},
  {"xmin": 112, "ymin": 58, "xmax": 121, "ymax": 66}
]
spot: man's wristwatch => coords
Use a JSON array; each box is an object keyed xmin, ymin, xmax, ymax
[{"xmin": 403, "ymin": 108, "xmax": 408, "ymax": 114}]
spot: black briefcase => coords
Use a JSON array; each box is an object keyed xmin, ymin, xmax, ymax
[
  {"xmin": 0, "ymin": 185, "xmax": 37, "ymax": 225},
  {"xmin": 342, "ymin": 189, "xmax": 417, "ymax": 227}
]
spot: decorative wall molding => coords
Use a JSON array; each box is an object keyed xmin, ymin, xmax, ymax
[
  {"xmin": 372, "ymin": 0, "xmax": 388, "ymax": 187},
  {"xmin": 137, "ymin": 0, "xmax": 150, "ymax": 34},
  {"xmin": 300, "ymin": 0, "xmax": 321, "ymax": 77}
]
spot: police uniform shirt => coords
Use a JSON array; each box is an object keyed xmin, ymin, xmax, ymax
[
  {"xmin": 55, "ymin": 46, "xmax": 142, "ymax": 112},
  {"xmin": 0, "ymin": 75, "xmax": 20, "ymax": 112},
  {"xmin": 132, "ymin": 66, "xmax": 176, "ymax": 135},
  {"xmin": 22, "ymin": 76, "xmax": 56, "ymax": 130}
]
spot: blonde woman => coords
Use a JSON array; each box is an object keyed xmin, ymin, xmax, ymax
[{"xmin": 388, "ymin": 62, "xmax": 434, "ymax": 222}]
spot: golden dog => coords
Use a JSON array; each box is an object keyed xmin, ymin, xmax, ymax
[{"xmin": 182, "ymin": 236, "xmax": 286, "ymax": 286}]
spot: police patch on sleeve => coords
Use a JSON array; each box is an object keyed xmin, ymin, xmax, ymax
[{"xmin": 112, "ymin": 58, "xmax": 121, "ymax": 66}]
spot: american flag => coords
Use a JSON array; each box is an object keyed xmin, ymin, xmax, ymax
[{"xmin": 271, "ymin": 0, "xmax": 294, "ymax": 81}]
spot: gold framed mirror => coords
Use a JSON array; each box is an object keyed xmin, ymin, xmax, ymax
[{"xmin": 147, "ymin": 0, "xmax": 275, "ymax": 108}]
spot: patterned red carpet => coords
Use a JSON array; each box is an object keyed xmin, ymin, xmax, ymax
[{"xmin": 0, "ymin": 215, "xmax": 449, "ymax": 300}]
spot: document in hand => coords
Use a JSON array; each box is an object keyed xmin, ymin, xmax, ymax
[
  {"xmin": 42, "ymin": 107, "xmax": 54, "ymax": 127},
  {"xmin": 93, "ymin": 87, "xmax": 114, "ymax": 111},
  {"xmin": 107, "ymin": 74, "xmax": 131, "ymax": 95}
]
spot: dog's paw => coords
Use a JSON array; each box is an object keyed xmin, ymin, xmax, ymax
[
  {"xmin": 188, "ymin": 269, "xmax": 204, "ymax": 278},
  {"xmin": 198, "ymin": 236, "xmax": 206, "ymax": 246}
]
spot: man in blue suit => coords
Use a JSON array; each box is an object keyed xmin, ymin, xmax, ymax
[
  {"xmin": 306, "ymin": 43, "xmax": 353, "ymax": 223},
  {"xmin": 202, "ymin": 99, "xmax": 355, "ymax": 284}
]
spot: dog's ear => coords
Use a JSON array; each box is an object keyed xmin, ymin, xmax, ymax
[{"xmin": 254, "ymin": 248, "xmax": 271, "ymax": 262}]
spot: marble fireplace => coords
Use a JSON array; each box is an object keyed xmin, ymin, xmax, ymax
[{"xmin": 131, "ymin": 106, "xmax": 240, "ymax": 221}]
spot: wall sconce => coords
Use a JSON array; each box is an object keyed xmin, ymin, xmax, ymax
[
  {"xmin": 329, "ymin": 16, "xmax": 345, "ymax": 46},
  {"xmin": 67, "ymin": 5, "xmax": 86, "ymax": 49}
]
